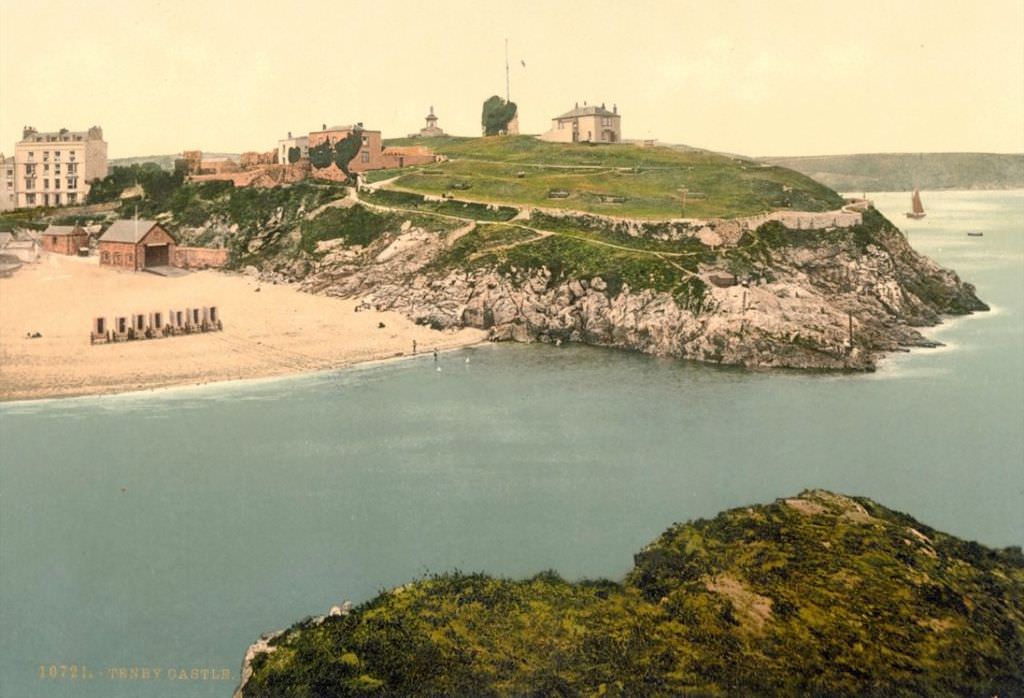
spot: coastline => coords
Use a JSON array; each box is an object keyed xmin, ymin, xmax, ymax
[{"xmin": 0, "ymin": 254, "xmax": 487, "ymax": 403}]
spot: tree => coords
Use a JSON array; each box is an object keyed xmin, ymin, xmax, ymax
[
  {"xmin": 481, "ymin": 95, "xmax": 518, "ymax": 136},
  {"xmin": 332, "ymin": 129, "xmax": 363, "ymax": 180},
  {"xmin": 309, "ymin": 140, "xmax": 334, "ymax": 169},
  {"xmin": 287, "ymin": 146, "xmax": 301, "ymax": 164}
]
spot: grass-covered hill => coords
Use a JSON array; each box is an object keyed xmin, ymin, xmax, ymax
[
  {"xmin": 378, "ymin": 136, "xmax": 844, "ymax": 219},
  {"xmin": 760, "ymin": 152, "xmax": 1024, "ymax": 192},
  {"xmin": 239, "ymin": 490, "xmax": 1023, "ymax": 697}
]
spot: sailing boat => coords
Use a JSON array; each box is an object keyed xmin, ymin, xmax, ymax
[{"xmin": 905, "ymin": 188, "xmax": 926, "ymax": 219}]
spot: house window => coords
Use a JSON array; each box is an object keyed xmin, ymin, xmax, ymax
[
  {"xmin": 101, "ymin": 251, "xmax": 109, "ymax": 263},
  {"xmin": 127, "ymin": 253, "xmax": 133, "ymax": 264},
  {"xmin": 67, "ymin": 193, "xmax": 77, "ymax": 203},
  {"xmin": 361, "ymin": 151, "xmax": 370, "ymax": 163},
  {"xmin": 558, "ymin": 121, "xmax": 564, "ymax": 130},
  {"xmin": 114, "ymin": 253, "xmax": 121, "ymax": 264},
  {"xmin": 361, "ymin": 135, "xmax": 368, "ymax": 145}
]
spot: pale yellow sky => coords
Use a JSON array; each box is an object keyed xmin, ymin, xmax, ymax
[{"xmin": 1, "ymin": 0, "xmax": 1022, "ymax": 159}]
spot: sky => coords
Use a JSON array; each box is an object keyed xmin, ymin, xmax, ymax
[{"xmin": 1, "ymin": 0, "xmax": 1022, "ymax": 159}]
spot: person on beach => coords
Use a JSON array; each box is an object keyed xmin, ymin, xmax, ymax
[
  {"xmin": 412, "ymin": 340, "xmax": 417, "ymax": 355},
  {"xmin": 433, "ymin": 348, "xmax": 439, "ymax": 362}
]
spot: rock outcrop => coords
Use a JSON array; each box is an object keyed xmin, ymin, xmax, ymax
[
  {"xmin": 235, "ymin": 490, "xmax": 1024, "ymax": 697},
  {"xmin": 282, "ymin": 206, "xmax": 985, "ymax": 371}
]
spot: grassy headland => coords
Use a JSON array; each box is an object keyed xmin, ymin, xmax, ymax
[
  {"xmin": 240, "ymin": 490, "xmax": 1024, "ymax": 697},
  {"xmin": 379, "ymin": 136, "xmax": 844, "ymax": 219}
]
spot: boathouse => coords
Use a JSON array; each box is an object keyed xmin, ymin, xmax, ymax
[{"xmin": 98, "ymin": 219, "xmax": 176, "ymax": 271}]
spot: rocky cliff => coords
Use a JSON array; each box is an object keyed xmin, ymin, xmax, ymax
[
  {"xmin": 236, "ymin": 490, "xmax": 1024, "ymax": 697},
  {"xmin": 275, "ymin": 203, "xmax": 985, "ymax": 371}
]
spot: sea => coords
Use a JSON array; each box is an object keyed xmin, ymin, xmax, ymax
[{"xmin": 1, "ymin": 190, "xmax": 1021, "ymax": 697}]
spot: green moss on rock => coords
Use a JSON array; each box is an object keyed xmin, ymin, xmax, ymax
[{"xmin": 240, "ymin": 490, "xmax": 1023, "ymax": 697}]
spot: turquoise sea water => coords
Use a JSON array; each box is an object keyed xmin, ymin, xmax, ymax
[{"xmin": 1, "ymin": 190, "xmax": 1021, "ymax": 697}]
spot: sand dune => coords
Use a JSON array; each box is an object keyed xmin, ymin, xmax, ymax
[{"xmin": 0, "ymin": 254, "xmax": 485, "ymax": 401}]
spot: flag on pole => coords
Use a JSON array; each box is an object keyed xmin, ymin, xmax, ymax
[{"xmin": 521, "ymin": 59, "xmax": 526, "ymax": 68}]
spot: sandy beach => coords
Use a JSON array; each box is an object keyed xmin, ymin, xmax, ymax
[{"xmin": 0, "ymin": 253, "xmax": 486, "ymax": 402}]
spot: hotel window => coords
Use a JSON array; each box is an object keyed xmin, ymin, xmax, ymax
[
  {"xmin": 68, "ymin": 177, "xmax": 77, "ymax": 189},
  {"xmin": 55, "ymin": 151, "xmax": 61, "ymax": 159},
  {"xmin": 68, "ymin": 193, "xmax": 77, "ymax": 203},
  {"xmin": 43, "ymin": 152, "xmax": 49, "ymax": 161},
  {"xmin": 25, "ymin": 164, "xmax": 35, "ymax": 175},
  {"xmin": 55, "ymin": 179, "xmax": 60, "ymax": 189},
  {"xmin": 25, "ymin": 177, "xmax": 35, "ymax": 190},
  {"xmin": 44, "ymin": 179, "xmax": 50, "ymax": 189},
  {"xmin": 55, "ymin": 164, "xmax": 61, "ymax": 174},
  {"xmin": 26, "ymin": 194, "xmax": 36, "ymax": 205},
  {"xmin": 68, "ymin": 162, "xmax": 78, "ymax": 174},
  {"xmin": 27, "ymin": 151, "xmax": 34, "ymax": 159},
  {"xmin": 44, "ymin": 164, "xmax": 49, "ymax": 173}
]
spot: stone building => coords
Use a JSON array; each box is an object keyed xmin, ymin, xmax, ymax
[
  {"xmin": 41, "ymin": 224, "xmax": 89, "ymax": 255},
  {"xmin": 307, "ymin": 124, "xmax": 385, "ymax": 181},
  {"xmin": 277, "ymin": 132, "xmax": 309, "ymax": 164},
  {"xmin": 239, "ymin": 151, "xmax": 277, "ymax": 169},
  {"xmin": 409, "ymin": 107, "xmax": 445, "ymax": 138},
  {"xmin": 381, "ymin": 145, "xmax": 437, "ymax": 168},
  {"xmin": 1, "ymin": 154, "xmax": 15, "ymax": 211},
  {"xmin": 540, "ymin": 103, "xmax": 621, "ymax": 144},
  {"xmin": 14, "ymin": 126, "xmax": 108, "ymax": 207},
  {"xmin": 98, "ymin": 219, "xmax": 176, "ymax": 271}
]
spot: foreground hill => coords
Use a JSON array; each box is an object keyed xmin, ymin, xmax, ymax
[
  {"xmin": 760, "ymin": 152, "xmax": 1024, "ymax": 192},
  {"xmin": 236, "ymin": 490, "xmax": 1024, "ymax": 697}
]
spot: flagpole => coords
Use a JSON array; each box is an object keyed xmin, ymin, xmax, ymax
[{"xmin": 505, "ymin": 38, "xmax": 510, "ymax": 102}]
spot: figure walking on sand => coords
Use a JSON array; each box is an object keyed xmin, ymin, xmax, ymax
[
  {"xmin": 433, "ymin": 348, "xmax": 439, "ymax": 362},
  {"xmin": 412, "ymin": 339, "xmax": 417, "ymax": 355}
]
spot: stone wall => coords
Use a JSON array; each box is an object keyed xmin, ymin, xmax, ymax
[{"xmin": 174, "ymin": 246, "xmax": 229, "ymax": 269}]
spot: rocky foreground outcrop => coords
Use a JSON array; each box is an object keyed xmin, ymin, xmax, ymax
[
  {"xmin": 236, "ymin": 490, "xmax": 1024, "ymax": 697},
  {"xmin": 280, "ymin": 206, "xmax": 985, "ymax": 371}
]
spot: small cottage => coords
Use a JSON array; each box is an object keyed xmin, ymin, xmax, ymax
[{"xmin": 42, "ymin": 224, "xmax": 90, "ymax": 255}]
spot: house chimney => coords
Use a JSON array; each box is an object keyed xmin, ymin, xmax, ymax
[
  {"xmin": 322, "ymin": 123, "xmax": 326, "ymax": 131},
  {"xmin": 613, "ymin": 104, "xmax": 618, "ymax": 114},
  {"xmin": 575, "ymin": 102, "xmax": 578, "ymax": 109},
  {"xmin": 601, "ymin": 102, "xmax": 605, "ymax": 109},
  {"xmin": 287, "ymin": 131, "xmax": 292, "ymax": 138}
]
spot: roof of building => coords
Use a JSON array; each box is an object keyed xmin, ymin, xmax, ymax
[
  {"xmin": 42, "ymin": 224, "xmax": 84, "ymax": 236},
  {"xmin": 311, "ymin": 125, "xmax": 381, "ymax": 135},
  {"xmin": 99, "ymin": 219, "xmax": 162, "ymax": 244},
  {"xmin": 19, "ymin": 127, "xmax": 103, "ymax": 144},
  {"xmin": 554, "ymin": 105, "xmax": 619, "ymax": 120}
]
